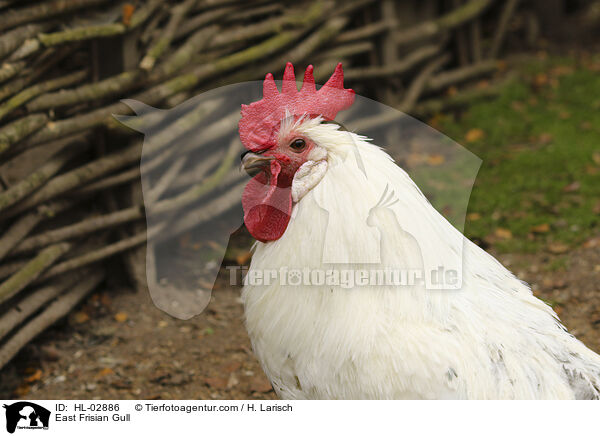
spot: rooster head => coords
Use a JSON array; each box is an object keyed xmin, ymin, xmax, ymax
[{"xmin": 239, "ymin": 62, "xmax": 354, "ymax": 242}]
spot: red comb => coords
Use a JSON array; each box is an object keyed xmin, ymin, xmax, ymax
[{"xmin": 239, "ymin": 62, "xmax": 355, "ymax": 152}]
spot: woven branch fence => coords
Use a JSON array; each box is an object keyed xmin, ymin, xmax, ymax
[{"xmin": 0, "ymin": 0, "xmax": 547, "ymax": 369}]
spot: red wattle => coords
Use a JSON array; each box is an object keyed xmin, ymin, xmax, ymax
[{"xmin": 242, "ymin": 161, "xmax": 292, "ymax": 242}]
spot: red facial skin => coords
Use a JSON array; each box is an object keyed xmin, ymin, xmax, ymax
[
  {"xmin": 242, "ymin": 132, "xmax": 316, "ymax": 242},
  {"xmin": 264, "ymin": 132, "xmax": 315, "ymax": 180}
]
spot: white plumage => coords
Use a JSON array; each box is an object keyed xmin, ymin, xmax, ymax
[{"xmin": 242, "ymin": 118, "xmax": 600, "ymax": 399}]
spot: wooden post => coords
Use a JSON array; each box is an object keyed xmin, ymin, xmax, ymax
[
  {"xmin": 91, "ymin": 28, "xmax": 146, "ymax": 292},
  {"xmin": 470, "ymin": 18, "xmax": 482, "ymax": 62},
  {"xmin": 453, "ymin": 0, "xmax": 470, "ymax": 65},
  {"xmin": 380, "ymin": 0, "xmax": 400, "ymax": 105},
  {"xmin": 531, "ymin": 0, "xmax": 564, "ymax": 37}
]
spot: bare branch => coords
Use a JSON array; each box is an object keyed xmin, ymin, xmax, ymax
[{"xmin": 0, "ymin": 267, "xmax": 103, "ymax": 369}]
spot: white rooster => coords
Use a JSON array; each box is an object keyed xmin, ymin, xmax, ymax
[{"xmin": 239, "ymin": 62, "xmax": 600, "ymax": 399}]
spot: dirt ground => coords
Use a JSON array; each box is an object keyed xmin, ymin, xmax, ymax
[
  {"xmin": 0, "ymin": 271, "xmax": 277, "ymax": 400},
  {"xmin": 1, "ymin": 235, "xmax": 599, "ymax": 400}
]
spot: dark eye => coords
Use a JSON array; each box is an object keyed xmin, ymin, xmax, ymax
[{"xmin": 289, "ymin": 138, "xmax": 306, "ymax": 152}]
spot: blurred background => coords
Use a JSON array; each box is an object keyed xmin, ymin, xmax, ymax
[{"xmin": 0, "ymin": 0, "xmax": 599, "ymax": 400}]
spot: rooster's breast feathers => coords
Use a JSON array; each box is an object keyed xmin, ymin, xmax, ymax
[{"xmin": 242, "ymin": 124, "xmax": 600, "ymax": 399}]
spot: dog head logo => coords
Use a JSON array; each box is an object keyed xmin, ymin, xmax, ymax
[
  {"xmin": 113, "ymin": 67, "xmax": 480, "ymax": 320},
  {"xmin": 3, "ymin": 402, "xmax": 50, "ymax": 433}
]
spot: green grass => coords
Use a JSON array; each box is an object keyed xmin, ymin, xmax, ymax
[
  {"xmin": 543, "ymin": 256, "xmax": 568, "ymax": 272},
  {"xmin": 437, "ymin": 55, "xmax": 600, "ymax": 253}
]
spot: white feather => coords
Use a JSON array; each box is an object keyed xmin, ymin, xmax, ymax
[{"xmin": 242, "ymin": 121, "xmax": 600, "ymax": 399}]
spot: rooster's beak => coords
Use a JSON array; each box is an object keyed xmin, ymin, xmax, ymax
[{"xmin": 241, "ymin": 151, "xmax": 273, "ymax": 177}]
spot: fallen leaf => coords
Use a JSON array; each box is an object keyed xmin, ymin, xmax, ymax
[
  {"xmin": 100, "ymin": 293, "xmax": 111, "ymax": 307},
  {"xmin": 405, "ymin": 152, "xmax": 427, "ymax": 167},
  {"xmin": 96, "ymin": 368, "xmax": 114, "ymax": 378},
  {"xmin": 24, "ymin": 369, "xmax": 42, "ymax": 383},
  {"xmin": 205, "ymin": 377, "xmax": 228, "ymax": 389},
  {"xmin": 494, "ymin": 228, "xmax": 513, "ymax": 240},
  {"xmin": 236, "ymin": 251, "xmax": 252, "ymax": 265},
  {"xmin": 467, "ymin": 212, "xmax": 481, "ymax": 221},
  {"xmin": 547, "ymin": 242, "xmax": 569, "ymax": 254},
  {"xmin": 72, "ymin": 311, "xmax": 89, "ymax": 324},
  {"xmin": 553, "ymin": 279, "xmax": 567, "ymax": 289},
  {"xmin": 221, "ymin": 362, "xmax": 242, "ymax": 374},
  {"xmin": 593, "ymin": 202, "xmax": 600, "ymax": 215},
  {"xmin": 41, "ymin": 345, "xmax": 61, "ymax": 361},
  {"xmin": 427, "ymin": 113, "xmax": 446, "ymax": 129},
  {"xmin": 427, "ymin": 154, "xmax": 445, "ymax": 166},
  {"xmin": 13, "ymin": 384, "xmax": 30, "ymax": 397},
  {"xmin": 531, "ymin": 223, "xmax": 550, "ymax": 233},
  {"xmin": 586, "ymin": 61, "xmax": 600, "ymax": 72},
  {"xmin": 249, "ymin": 376, "xmax": 273, "ymax": 393},
  {"xmin": 534, "ymin": 73, "xmax": 548, "ymax": 86},
  {"xmin": 583, "ymin": 237, "xmax": 600, "ymax": 249},
  {"xmin": 111, "ymin": 379, "xmax": 132, "ymax": 390},
  {"xmin": 465, "ymin": 128, "xmax": 485, "ymax": 143},
  {"xmin": 550, "ymin": 65, "xmax": 574, "ymax": 77},
  {"xmin": 114, "ymin": 312, "xmax": 128, "ymax": 323},
  {"xmin": 511, "ymin": 101, "xmax": 525, "ymax": 112},
  {"xmin": 559, "ymin": 111, "xmax": 571, "ymax": 119},
  {"xmin": 476, "ymin": 80, "xmax": 489, "ymax": 89},
  {"xmin": 122, "ymin": 4, "xmax": 135, "ymax": 26},
  {"xmin": 562, "ymin": 181, "xmax": 580, "ymax": 193},
  {"xmin": 538, "ymin": 133, "xmax": 553, "ymax": 144},
  {"xmin": 592, "ymin": 151, "xmax": 600, "ymax": 166}
]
